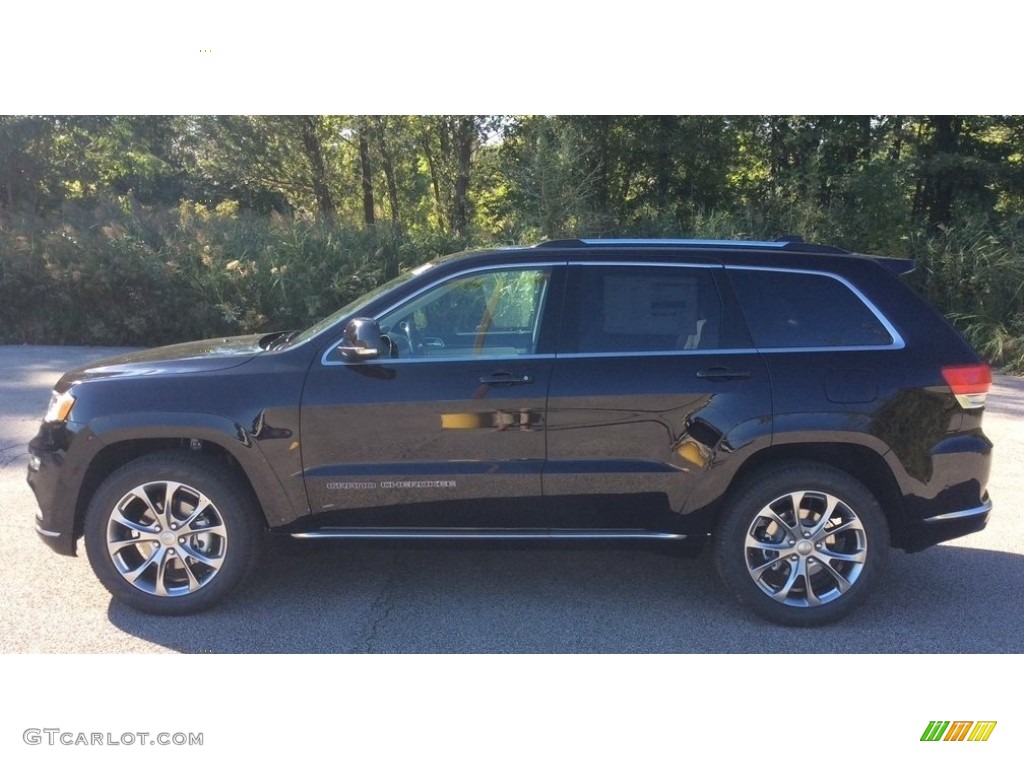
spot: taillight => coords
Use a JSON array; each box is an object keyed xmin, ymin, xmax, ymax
[{"xmin": 942, "ymin": 364, "xmax": 992, "ymax": 409}]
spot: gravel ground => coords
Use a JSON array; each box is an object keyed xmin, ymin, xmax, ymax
[{"xmin": 1, "ymin": 344, "xmax": 1022, "ymax": 653}]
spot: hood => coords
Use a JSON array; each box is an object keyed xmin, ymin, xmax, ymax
[{"xmin": 56, "ymin": 334, "xmax": 268, "ymax": 388}]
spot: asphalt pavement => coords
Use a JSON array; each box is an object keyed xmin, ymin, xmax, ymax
[{"xmin": 2, "ymin": 345, "xmax": 1023, "ymax": 653}]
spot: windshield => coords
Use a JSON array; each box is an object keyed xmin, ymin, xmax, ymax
[{"xmin": 286, "ymin": 263, "xmax": 434, "ymax": 346}]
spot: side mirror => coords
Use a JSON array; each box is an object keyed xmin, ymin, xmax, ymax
[{"xmin": 338, "ymin": 318, "xmax": 382, "ymax": 361}]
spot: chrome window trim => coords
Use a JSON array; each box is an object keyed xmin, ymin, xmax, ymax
[
  {"xmin": 563, "ymin": 261, "xmax": 904, "ymax": 356},
  {"xmin": 321, "ymin": 261, "xmax": 563, "ymax": 367},
  {"xmin": 554, "ymin": 346, "xmax": 904, "ymax": 360},
  {"xmin": 321, "ymin": 259, "xmax": 907, "ymax": 366},
  {"xmin": 758, "ymin": 344, "xmax": 904, "ymax": 354},
  {"xmin": 557, "ymin": 349, "xmax": 759, "ymax": 360},
  {"xmin": 724, "ymin": 265, "xmax": 906, "ymax": 351},
  {"xmin": 326, "ymin": 345, "xmax": 904, "ymax": 365},
  {"xmin": 327, "ymin": 353, "xmax": 558, "ymax": 367}
]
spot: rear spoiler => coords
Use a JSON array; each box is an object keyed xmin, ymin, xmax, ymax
[{"xmin": 865, "ymin": 255, "xmax": 915, "ymax": 276}]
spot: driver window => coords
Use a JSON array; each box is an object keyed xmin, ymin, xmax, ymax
[{"xmin": 377, "ymin": 268, "xmax": 550, "ymax": 358}]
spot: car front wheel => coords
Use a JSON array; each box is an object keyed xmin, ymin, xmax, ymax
[
  {"xmin": 83, "ymin": 452, "xmax": 264, "ymax": 615},
  {"xmin": 714, "ymin": 463, "xmax": 890, "ymax": 626}
]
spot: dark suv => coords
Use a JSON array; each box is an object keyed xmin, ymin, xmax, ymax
[{"xmin": 27, "ymin": 238, "xmax": 994, "ymax": 625}]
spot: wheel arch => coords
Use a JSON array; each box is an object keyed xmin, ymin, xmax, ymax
[
  {"xmin": 75, "ymin": 438, "xmax": 267, "ymax": 540},
  {"xmin": 89, "ymin": 415, "xmax": 299, "ymax": 524},
  {"xmin": 71, "ymin": 412, "xmax": 303, "ymax": 546},
  {"xmin": 715, "ymin": 443, "xmax": 909, "ymax": 547}
]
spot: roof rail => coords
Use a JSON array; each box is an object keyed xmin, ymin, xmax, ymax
[{"xmin": 535, "ymin": 237, "xmax": 849, "ymax": 254}]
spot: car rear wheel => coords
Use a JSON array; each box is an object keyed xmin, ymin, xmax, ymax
[
  {"xmin": 714, "ymin": 463, "xmax": 890, "ymax": 626},
  {"xmin": 84, "ymin": 452, "xmax": 264, "ymax": 615}
]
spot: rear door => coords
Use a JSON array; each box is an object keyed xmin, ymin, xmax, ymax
[{"xmin": 542, "ymin": 260, "xmax": 772, "ymax": 528}]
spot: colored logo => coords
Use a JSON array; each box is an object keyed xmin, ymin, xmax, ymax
[{"xmin": 921, "ymin": 721, "xmax": 997, "ymax": 742}]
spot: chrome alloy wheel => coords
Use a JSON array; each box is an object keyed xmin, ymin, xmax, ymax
[
  {"xmin": 105, "ymin": 480, "xmax": 227, "ymax": 597},
  {"xmin": 744, "ymin": 490, "xmax": 867, "ymax": 607}
]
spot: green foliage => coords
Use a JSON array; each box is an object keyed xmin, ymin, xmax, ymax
[
  {"xmin": 0, "ymin": 198, "xmax": 464, "ymax": 345},
  {"xmin": 490, "ymin": 117, "xmax": 606, "ymax": 240},
  {"xmin": 2, "ymin": 115, "xmax": 1024, "ymax": 370},
  {"xmin": 908, "ymin": 220, "xmax": 1024, "ymax": 371}
]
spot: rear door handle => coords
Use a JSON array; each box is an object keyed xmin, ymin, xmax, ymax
[
  {"xmin": 479, "ymin": 373, "xmax": 533, "ymax": 386},
  {"xmin": 696, "ymin": 367, "xmax": 752, "ymax": 382}
]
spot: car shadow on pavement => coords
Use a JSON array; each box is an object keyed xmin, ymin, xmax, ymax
[{"xmin": 104, "ymin": 538, "xmax": 1024, "ymax": 654}]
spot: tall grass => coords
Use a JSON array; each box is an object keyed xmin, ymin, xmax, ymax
[
  {"xmin": 907, "ymin": 221, "xmax": 1024, "ymax": 371},
  {"xmin": 2, "ymin": 200, "xmax": 1023, "ymax": 372}
]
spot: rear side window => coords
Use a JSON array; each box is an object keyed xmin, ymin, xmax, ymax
[
  {"xmin": 728, "ymin": 268, "xmax": 894, "ymax": 349},
  {"xmin": 565, "ymin": 265, "xmax": 725, "ymax": 353}
]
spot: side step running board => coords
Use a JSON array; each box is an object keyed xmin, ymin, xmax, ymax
[{"xmin": 290, "ymin": 528, "xmax": 688, "ymax": 541}]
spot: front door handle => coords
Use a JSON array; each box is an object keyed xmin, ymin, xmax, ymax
[
  {"xmin": 479, "ymin": 373, "xmax": 533, "ymax": 386},
  {"xmin": 696, "ymin": 367, "xmax": 752, "ymax": 382}
]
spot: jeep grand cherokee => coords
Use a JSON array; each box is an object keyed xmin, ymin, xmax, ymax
[{"xmin": 27, "ymin": 238, "xmax": 994, "ymax": 625}]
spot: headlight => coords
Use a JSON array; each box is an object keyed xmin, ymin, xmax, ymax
[{"xmin": 44, "ymin": 390, "xmax": 76, "ymax": 423}]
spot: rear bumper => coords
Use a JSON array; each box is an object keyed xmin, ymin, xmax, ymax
[{"xmin": 903, "ymin": 496, "xmax": 991, "ymax": 552}]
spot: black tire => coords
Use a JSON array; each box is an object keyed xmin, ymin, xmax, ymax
[
  {"xmin": 83, "ymin": 452, "xmax": 265, "ymax": 615},
  {"xmin": 714, "ymin": 463, "xmax": 890, "ymax": 626}
]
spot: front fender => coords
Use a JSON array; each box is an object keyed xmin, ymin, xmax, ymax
[{"xmin": 85, "ymin": 411, "xmax": 304, "ymax": 528}]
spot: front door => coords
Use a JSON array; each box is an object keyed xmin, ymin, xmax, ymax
[{"xmin": 300, "ymin": 264, "xmax": 561, "ymax": 524}]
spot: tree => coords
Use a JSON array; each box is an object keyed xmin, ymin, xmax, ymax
[
  {"xmin": 0, "ymin": 116, "xmax": 187, "ymax": 213},
  {"xmin": 371, "ymin": 116, "xmax": 402, "ymax": 229},
  {"xmin": 298, "ymin": 116, "xmax": 337, "ymax": 223},
  {"xmin": 413, "ymin": 115, "xmax": 485, "ymax": 236},
  {"xmin": 188, "ymin": 116, "xmax": 351, "ymax": 219},
  {"xmin": 492, "ymin": 116, "xmax": 602, "ymax": 239},
  {"xmin": 0, "ymin": 116, "xmax": 58, "ymax": 212},
  {"xmin": 911, "ymin": 116, "xmax": 1019, "ymax": 232}
]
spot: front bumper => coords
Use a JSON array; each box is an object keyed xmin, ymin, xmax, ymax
[{"xmin": 26, "ymin": 421, "xmax": 87, "ymax": 557}]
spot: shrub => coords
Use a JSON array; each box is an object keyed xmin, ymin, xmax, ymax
[
  {"xmin": 2, "ymin": 200, "xmax": 1023, "ymax": 373},
  {"xmin": 0, "ymin": 199, "xmax": 465, "ymax": 345}
]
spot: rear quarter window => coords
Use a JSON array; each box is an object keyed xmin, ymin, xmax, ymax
[{"xmin": 728, "ymin": 268, "xmax": 895, "ymax": 349}]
